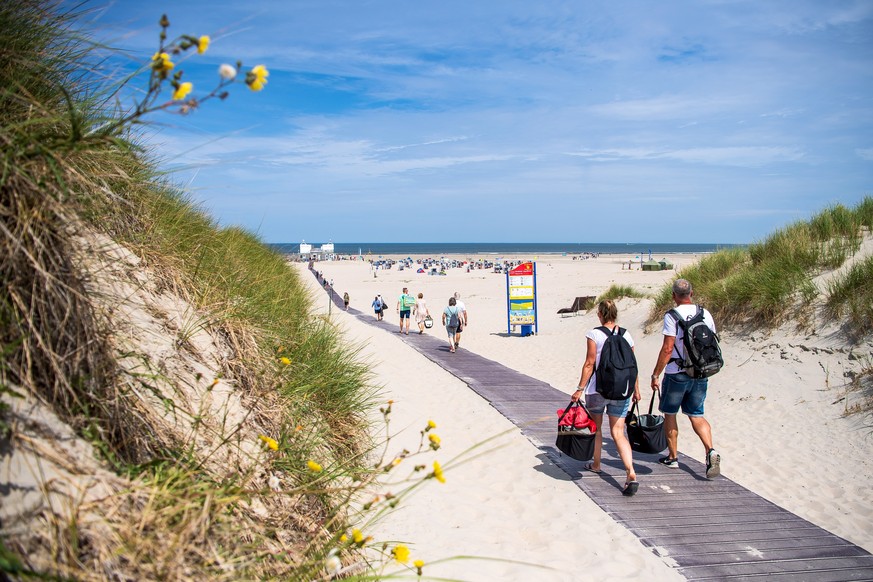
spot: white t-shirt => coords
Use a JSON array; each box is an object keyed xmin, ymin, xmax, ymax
[
  {"xmin": 663, "ymin": 304, "xmax": 717, "ymax": 375},
  {"xmin": 584, "ymin": 325, "xmax": 635, "ymax": 395},
  {"xmin": 456, "ymin": 300, "xmax": 466, "ymax": 321}
]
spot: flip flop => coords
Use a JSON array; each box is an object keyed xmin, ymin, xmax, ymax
[
  {"xmin": 584, "ymin": 462, "xmax": 601, "ymax": 474},
  {"xmin": 622, "ymin": 481, "xmax": 639, "ymax": 496}
]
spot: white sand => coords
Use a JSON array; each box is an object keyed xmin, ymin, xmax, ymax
[{"xmin": 298, "ymin": 252, "xmax": 873, "ymax": 580}]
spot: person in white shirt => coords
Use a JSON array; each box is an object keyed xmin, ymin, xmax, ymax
[
  {"xmin": 650, "ymin": 278, "xmax": 721, "ymax": 479},
  {"xmin": 452, "ymin": 291, "xmax": 467, "ymax": 349},
  {"xmin": 571, "ymin": 299, "xmax": 641, "ymax": 496}
]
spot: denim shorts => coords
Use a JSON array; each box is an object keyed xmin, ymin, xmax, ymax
[
  {"xmin": 660, "ymin": 373, "xmax": 708, "ymax": 417},
  {"xmin": 399, "ymin": 309, "xmax": 411, "ymax": 319},
  {"xmin": 585, "ymin": 392, "xmax": 631, "ymax": 418}
]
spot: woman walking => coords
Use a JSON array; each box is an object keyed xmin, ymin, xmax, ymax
[
  {"xmin": 441, "ymin": 297, "xmax": 461, "ymax": 353},
  {"xmin": 413, "ymin": 292, "xmax": 430, "ymax": 334},
  {"xmin": 570, "ymin": 299, "xmax": 641, "ymax": 495},
  {"xmin": 372, "ymin": 295, "xmax": 385, "ymax": 320}
]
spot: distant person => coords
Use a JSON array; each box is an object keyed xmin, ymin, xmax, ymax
[
  {"xmin": 372, "ymin": 295, "xmax": 385, "ymax": 320},
  {"xmin": 650, "ymin": 279, "xmax": 721, "ymax": 479},
  {"xmin": 453, "ymin": 291, "xmax": 467, "ymax": 349},
  {"xmin": 413, "ymin": 292, "xmax": 430, "ymax": 334},
  {"xmin": 397, "ymin": 287, "xmax": 415, "ymax": 334},
  {"xmin": 442, "ymin": 297, "xmax": 462, "ymax": 353},
  {"xmin": 343, "ymin": 292, "xmax": 350, "ymax": 310},
  {"xmin": 571, "ymin": 299, "xmax": 641, "ymax": 496}
]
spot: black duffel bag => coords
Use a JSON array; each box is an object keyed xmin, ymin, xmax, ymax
[
  {"xmin": 555, "ymin": 400, "xmax": 596, "ymax": 461},
  {"xmin": 626, "ymin": 391, "xmax": 667, "ymax": 454}
]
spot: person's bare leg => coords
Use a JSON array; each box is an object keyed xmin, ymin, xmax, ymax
[
  {"xmin": 689, "ymin": 416, "xmax": 713, "ymax": 453},
  {"xmin": 664, "ymin": 413, "xmax": 679, "ymax": 459},
  {"xmin": 609, "ymin": 415, "xmax": 637, "ymax": 484},
  {"xmin": 589, "ymin": 412, "xmax": 604, "ymax": 472}
]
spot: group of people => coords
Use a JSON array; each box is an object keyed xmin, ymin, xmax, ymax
[
  {"xmin": 370, "ymin": 288, "xmax": 468, "ymax": 353},
  {"xmin": 570, "ymin": 278, "xmax": 721, "ymax": 496}
]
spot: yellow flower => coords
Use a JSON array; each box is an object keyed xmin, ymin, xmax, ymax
[
  {"xmin": 339, "ymin": 534, "xmax": 348, "ymax": 543},
  {"xmin": 258, "ymin": 434, "xmax": 279, "ymax": 451},
  {"xmin": 246, "ymin": 64, "xmax": 269, "ymax": 91},
  {"xmin": 414, "ymin": 559, "xmax": 425, "ymax": 575},
  {"xmin": 427, "ymin": 419, "xmax": 437, "ymax": 430},
  {"xmin": 352, "ymin": 528, "xmax": 364, "ymax": 544},
  {"xmin": 392, "ymin": 544, "xmax": 410, "ymax": 564},
  {"xmin": 172, "ymin": 82, "xmax": 193, "ymax": 101},
  {"xmin": 151, "ymin": 52, "xmax": 174, "ymax": 72},
  {"xmin": 307, "ymin": 460, "xmax": 323, "ymax": 473},
  {"xmin": 197, "ymin": 35, "xmax": 210, "ymax": 54},
  {"xmin": 279, "ymin": 356, "xmax": 291, "ymax": 366},
  {"xmin": 432, "ymin": 460, "xmax": 445, "ymax": 483},
  {"xmin": 428, "ymin": 433, "xmax": 441, "ymax": 450}
]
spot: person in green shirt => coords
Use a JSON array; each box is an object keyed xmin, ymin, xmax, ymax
[{"xmin": 396, "ymin": 287, "xmax": 414, "ymax": 334}]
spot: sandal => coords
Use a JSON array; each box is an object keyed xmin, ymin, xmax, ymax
[
  {"xmin": 583, "ymin": 462, "xmax": 601, "ymax": 474},
  {"xmin": 622, "ymin": 481, "xmax": 639, "ymax": 496}
]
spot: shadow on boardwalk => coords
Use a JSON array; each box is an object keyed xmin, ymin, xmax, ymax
[{"xmin": 313, "ymin": 268, "xmax": 873, "ymax": 581}]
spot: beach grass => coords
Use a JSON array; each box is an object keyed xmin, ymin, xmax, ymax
[
  {"xmin": 0, "ymin": 3, "xmax": 398, "ymax": 578},
  {"xmin": 597, "ymin": 284, "xmax": 647, "ymax": 303},
  {"xmin": 649, "ymin": 199, "xmax": 873, "ymax": 329}
]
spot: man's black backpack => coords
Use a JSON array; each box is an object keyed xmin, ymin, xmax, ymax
[
  {"xmin": 668, "ymin": 306, "xmax": 724, "ymax": 378},
  {"xmin": 594, "ymin": 326, "xmax": 638, "ymax": 400}
]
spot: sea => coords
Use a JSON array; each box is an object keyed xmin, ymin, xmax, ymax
[{"xmin": 269, "ymin": 242, "xmax": 741, "ymax": 257}]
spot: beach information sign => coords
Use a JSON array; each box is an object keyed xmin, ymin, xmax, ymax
[{"xmin": 506, "ymin": 261, "xmax": 537, "ymax": 334}]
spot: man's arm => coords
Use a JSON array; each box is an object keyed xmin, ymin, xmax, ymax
[{"xmin": 650, "ymin": 335, "xmax": 676, "ymax": 390}]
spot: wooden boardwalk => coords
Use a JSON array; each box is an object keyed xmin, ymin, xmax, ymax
[{"xmin": 315, "ymin": 271, "xmax": 873, "ymax": 580}]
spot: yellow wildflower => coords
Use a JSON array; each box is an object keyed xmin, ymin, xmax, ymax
[
  {"xmin": 392, "ymin": 544, "xmax": 410, "ymax": 564},
  {"xmin": 151, "ymin": 52, "xmax": 174, "ymax": 72},
  {"xmin": 339, "ymin": 534, "xmax": 348, "ymax": 543},
  {"xmin": 279, "ymin": 356, "xmax": 291, "ymax": 365},
  {"xmin": 352, "ymin": 528, "xmax": 364, "ymax": 544},
  {"xmin": 246, "ymin": 64, "xmax": 269, "ymax": 91},
  {"xmin": 432, "ymin": 460, "xmax": 446, "ymax": 483},
  {"xmin": 197, "ymin": 35, "xmax": 210, "ymax": 54},
  {"xmin": 428, "ymin": 433, "xmax": 441, "ymax": 450},
  {"xmin": 172, "ymin": 82, "xmax": 193, "ymax": 101},
  {"xmin": 414, "ymin": 559, "xmax": 424, "ymax": 575},
  {"xmin": 427, "ymin": 419, "xmax": 437, "ymax": 430},
  {"xmin": 307, "ymin": 460, "xmax": 323, "ymax": 473},
  {"xmin": 258, "ymin": 434, "xmax": 279, "ymax": 451}
]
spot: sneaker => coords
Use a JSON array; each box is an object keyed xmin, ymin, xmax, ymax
[
  {"xmin": 658, "ymin": 456, "xmax": 678, "ymax": 468},
  {"xmin": 706, "ymin": 449, "xmax": 721, "ymax": 479}
]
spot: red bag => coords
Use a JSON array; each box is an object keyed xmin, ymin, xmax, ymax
[{"xmin": 557, "ymin": 401, "xmax": 597, "ymax": 432}]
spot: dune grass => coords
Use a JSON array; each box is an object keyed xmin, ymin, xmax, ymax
[
  {"xmin": 596, "ymin": 284, "xmax": 647, "ymax": 303},
  {"xmin": 1, "ymin": 3, "xmax": 409, "ymax": 579},
  {"xmin": 649, "ymin": 199, "xmax": 873, "ymax": 328},
  {"xmin": 826, "ymin": 255, "xmax": 873, "ymax": 336}
]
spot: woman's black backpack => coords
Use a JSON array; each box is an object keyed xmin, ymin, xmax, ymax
[{"xmin": 594, "ymin": 326, "xmax": 638, "ymax": 400}]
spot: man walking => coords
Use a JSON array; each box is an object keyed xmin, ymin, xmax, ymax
[
  {"xmin": 397, "ymin": 287, "xmax": 415, "ymax": 334},
  {"xmin": 453, "ymin": 292, "xmax": 467, "ymax": 349},
  {"xmin": 650, "ymin": 279, "xmax": 721, "ymax": 479}
]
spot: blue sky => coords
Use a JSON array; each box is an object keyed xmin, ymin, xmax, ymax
[{"xmin": 84, "ymin": 0, "xmax": 873, "ymax": 243}]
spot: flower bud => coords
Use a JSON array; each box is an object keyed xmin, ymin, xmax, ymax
[{"xmin": 218, "ymin": 63, "xmax": 237, "ymax": 80}]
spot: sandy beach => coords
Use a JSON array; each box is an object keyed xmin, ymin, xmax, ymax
[{"xmin": 296, "ymin": 253, "xmax": 873, "ymax": 580}]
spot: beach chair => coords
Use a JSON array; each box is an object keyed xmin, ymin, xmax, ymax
[{"xmin": 557, "ymin": 296, "xmax": 594, "ymax": 317}]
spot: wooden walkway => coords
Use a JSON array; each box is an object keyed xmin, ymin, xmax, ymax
[{"xmin": 314, "ymin": 271, "xmax": 873, "ymax": 580}]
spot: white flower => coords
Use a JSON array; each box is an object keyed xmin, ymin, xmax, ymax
[
  {"xmin": 325, "ymin": 548, "xmax": 341, "ymax": 575},
  {"xmin": 268, "ymin": 474, "xmax": 281, "ymax": 492},
  {"xmin": 218, "ymin": 63, "xmax": 237, "ymax": 80}
]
